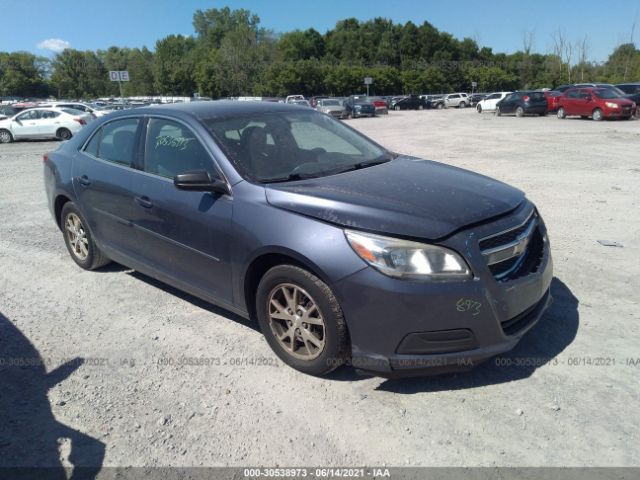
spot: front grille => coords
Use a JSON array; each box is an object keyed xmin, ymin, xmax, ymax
[{"xmin": 480, "ymin": 212, "xmax": 545, "ymax": 282}]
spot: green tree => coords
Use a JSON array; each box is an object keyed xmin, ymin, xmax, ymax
[{"xmin": 153, "ymin": 35, "xmax": 197, "ymax": 95}]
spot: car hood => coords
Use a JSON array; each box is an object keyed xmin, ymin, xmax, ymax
[
  {"xmin": 321, "ymin": 106, "xmax": 344, "ymax": 111},
  {"xmin": 265, "ymin": 156, "xmax": 525, "ymax": 240}
]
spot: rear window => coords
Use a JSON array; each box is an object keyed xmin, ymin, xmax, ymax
[
  {"xmin": 84, "ymin": 118, "xmax": 140, "ymax": 166},
  {"xmin": 528, "ymin": 92, "xmax": 545, "ymax": 100}
]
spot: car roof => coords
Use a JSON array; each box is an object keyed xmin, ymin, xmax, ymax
[{"xmin": 104, "ymin": 100, "xmax": 307, "ymax": 122}]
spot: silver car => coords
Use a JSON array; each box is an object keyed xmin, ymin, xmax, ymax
[{"xmin": 316, "ymin": 98, "xmax": 346, "ymax": 119}]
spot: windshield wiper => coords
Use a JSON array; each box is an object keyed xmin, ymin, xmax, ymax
[
  {"xmin": 262, "ymin": 172, "xmax": 320, "ymax": 183},
  {"xmin": 262, "ymin": 155, "xmax": 394, "ymax": 183}
]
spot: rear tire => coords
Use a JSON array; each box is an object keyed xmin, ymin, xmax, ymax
[
  {"xmin": 0, "ymin": 129, "xmax": 13, "ymax": 143},
  {"xmin": 256, "ymin": 265, "xmax": 349, "ymax": 376},
  {"xmin": 61, "ymin": 202, "xmax": 110, "ymax": 270},
  {"xmin": 436, "ymin": 103, "xmax": 444, "ymax": 110},
  {"xmin": 557, "ymin": 107, "xmax": 566, "ymax": 119},
  {"xmin": 459, "ymin": 102, "xmax": 467, "ymax": 108},
  {"xmin": 592, "ymin": 108, "xmax": 603, "ymax": 121},
  {"xmin": 495, "ymin": 106, "xmax": 502, "ymax": 116},
  {"xmin": 477, "ymin": 105, "xmax": 482, "ymax": 113},
  {"xmin": 515, "ymin": 106, "xmax": 524, "ymax": 117},
  {"xmin": 56, "ymin": 128, "xmax": 72, "ymax": 141}
]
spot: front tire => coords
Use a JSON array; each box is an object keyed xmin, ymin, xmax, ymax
[
  {"xmin": 592, "ymin": 108, "xmax": 604, "ymax": 121},
  {"xmin": 256, "ymin": 265, "xmax": 349, "ymax": 376},
  {"xmin": 459, "ymin": 102, "xmax": 467, "ymax": 108},
  {"xmin": 436, "ymin": 103, "xmax": 444, "ymax": 110},
  {"xmin": 495, "ymin": 106, "xmax": 502, "ymax": 116},
  {"xmin": 557, "ymin": 107, "xmax": 566, "ymax": 119},
  {"xmin": 515, "ymin": 106, "xmax": 524, "ymax": 117},
  {"xmin": 61, "ymin": 202, "xmax": 110, "ymax": 270},
  {"xmin": 0, "ymin": 129, "xmax": 13, "ymax": 143}
]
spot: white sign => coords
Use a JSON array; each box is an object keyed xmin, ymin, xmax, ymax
[
  {"xmin": 364, "ymin": 77, "xmax": 373, "ymax": 85},
  {"xmin": 109, "ymin": 71, "xmax": 130, "ymax": 82},
  {"xmin": 471, "ymin": 81, "xmax": 478, "ymax": 87}
]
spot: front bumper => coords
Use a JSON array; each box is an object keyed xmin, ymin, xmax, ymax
[{"xmin": 333, "ymin": 203, "xmax": 553, "ymax": 377}]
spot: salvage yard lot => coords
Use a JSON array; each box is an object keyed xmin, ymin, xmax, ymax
[{"xmin": 1, "ymin": 109, "xmax": 639, "ymax": 467}]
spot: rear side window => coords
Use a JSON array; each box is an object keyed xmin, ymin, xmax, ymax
[
  {"xmin": 144, "ymin": 118, "xmax": 216, "ymax": 179},
  {"xmin": 85, "ymin": 118, "xmax": 140, "ymax": 166}
]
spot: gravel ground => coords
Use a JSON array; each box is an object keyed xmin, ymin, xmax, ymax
[{"xmin": 0, "ymin": 109, "xmax": 638, "ymax": 470}]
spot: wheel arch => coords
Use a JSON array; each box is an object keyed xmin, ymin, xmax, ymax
[
  {"xmin": 54, "ymin": 194, "xmax": 73, "ymax": 230},
  {"xmin": 242, "ymin": 248, "xmax": 333, "ymax": 321}
]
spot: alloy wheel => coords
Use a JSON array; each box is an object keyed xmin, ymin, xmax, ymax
[
  {"xmin": 65, "ymin": 213, "xmax": 89, "ymax": 260},
  {"xmin": 0, "ymin": 130, "xmax": 12, "ymax": 143},
  {"xmin": 267, "ymin": 283, "xmax": 326, "ymax": 360}
]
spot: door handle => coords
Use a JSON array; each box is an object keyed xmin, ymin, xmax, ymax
[
  {"xmin": 78, "ymin": 175, "xmax": 91, "ymax": 187},
  {"xmin": 134, "ymin": 195, "xmax": 153, "ymax": 209}
]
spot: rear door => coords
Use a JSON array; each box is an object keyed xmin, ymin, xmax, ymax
[
  {"xmin": 72, "ymin": 117, "xmax": 142, "ymax": 257},
  {"xmin": 501, "ymin": 93, "xmax": 518, "ymax": 113},
  {"xmin": 564, "ymin": 89, "xmax": 580, "ymax": 115},
  {"xmin": 128, "ymin": 116, "xmax": 233, "ymax": 303}
]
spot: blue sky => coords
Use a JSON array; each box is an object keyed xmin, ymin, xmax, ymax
[{"xmin": 2, "ymin": 0, "xmax": 639, "ymax": 61}]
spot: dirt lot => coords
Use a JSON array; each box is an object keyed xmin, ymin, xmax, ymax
[{"xmin": 0, "ymin": 109, "xmax": 639, "ymax": 470}]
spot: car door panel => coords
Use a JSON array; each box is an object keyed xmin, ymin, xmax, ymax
[
  {"xmin": 129, "ymin": 172, "xmax": 233, "ymax": 302},
  {"xmin": 129, "ymin": 117, "xmax": 234, "ymax": 304},
  {"xmin": 72, "ymin": 117, "xmax": 142, "ymax": 258}
]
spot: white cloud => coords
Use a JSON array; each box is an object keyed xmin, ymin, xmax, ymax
[{"xmin": 37, "ymin": 38, "xmax": 71, "ymax": 53}]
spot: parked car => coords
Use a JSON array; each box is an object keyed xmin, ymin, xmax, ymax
[
  {"xmin": 391, "ymin": 94, "xmax": 428, "ymax": 110},
  {"xmin": 553, "ymin": 84, "xmax": 575, "ymax": 93},
  {"xmin": 469, "ymin": 93, "xmax": 486, "ymax": 106},
  {"xmin": 0, "ymin": 105, "xmax": 20, "ymax": 120},
  {"xmin": 0, "ymin": 107, "xmax": 91, "ymax": 143},
  {"xmin": 444, "ymin": 93, "xmax": 470, "ymax": 108},
  {"xmin": 476, "ymin": 92, "xmax": 511, "ymax": 113},
  {"xmin": 39, "ymin": 102, "xmax": 108, "ymax": 118},
  {"xmin": 614, "ymin": 83, "xmax": 640, "ymax": 116},
  {"xmin": 44, "ymin": 101, "xmax": 552, "ymax": 377},
  {"xmin": 543, "ymin": 91, "xmax": 563, "ymax": 112},
  {"xmin": 426, "ymin": 95, "xmax": 446, "ymax": 109},
  {"xmin": 495, "ymin": 91, "xmax": 548, "ymax": 117},
  {"xmin": 285, "ymin": 95, "xmax": 305, "ymax": 104},
  {"xmin": 370, "ymin": 97, "xmax": 389, "ymax": 115},
  {"xmin": 557, "ymin": 87, "xmax": 636, "ymax": 121},
  {"xmin": 291, "ymin": 100, "xmax": 312, "ymax": 108},
  {"xmin": 344, "ymin": 95, "xmax": 376, "ymax": 118},
  {"xmin": 309, "ymin": 96, "xmax": 329, "ymax": 108},
  {"xmin": 316, "ymin": 98, "xmax": 346, "ymax": 119}
]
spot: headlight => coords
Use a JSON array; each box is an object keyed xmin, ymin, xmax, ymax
[
  {"xmin": 345, "ymin": 230, "xmax": 471, "ymax": 280},
  {"xmin": 605, "ymin": 102, "xmax": 620, "ymax": 109}
]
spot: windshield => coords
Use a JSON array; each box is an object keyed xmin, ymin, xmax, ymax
[
  {"xmin": 320, "ymin": 100, "xmax": 340, "ymax": 106},
  {"xmin": 594, "ymin": 88, "xmax": 623, "ymax": 99},
  {"xmin": 204, "ymin": 110, "xmax": 390, "ymax": 183}
]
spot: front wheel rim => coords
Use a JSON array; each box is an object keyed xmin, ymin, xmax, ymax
[
  {"xmin": 267, "ymin": 283, "xmax": 326, "ymax": 360},
  {"xmin": 65, "ymin": 213, "xmax": 89, "ymax": 260},
  {"xmin": 0, "ymin": 131, "xmax": 10, "ymax": 142}
]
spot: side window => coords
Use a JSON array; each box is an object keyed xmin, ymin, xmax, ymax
[
  {"xmin": 144, "ymin": 118, "xmax": 217, "ymax": 179},
  {"xmin": 17, "ymin": 110, "xmax": 40, "ymax": 121},
  {"xmin": 41, "ymin": 111, "xmax": 60, "ymax": 119},
  {"xmin": 84, "ymin": 128, "xmax": 102, "ymax": 157},
  {"xmin": 97, "ymin": 118, "xmax": 140, "ymax": 166}
]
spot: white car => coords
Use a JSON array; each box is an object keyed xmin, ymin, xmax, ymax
[
  {"xmin": 476, "ymin": 92, "xmax": 512, "ymax": 113},
  {"xmin": 285, "ymin": 95, "xmax": 305, "ymax": 104},
  {"xmin": 38, "ymin": 102, "xmax": 108, "ymax": 118},
  {"xmin": 0, "ymin": 107, "xmax": 91, "ymax": 143},
  {"xmin": 444, "ymin": 93, "xmax": 470, "ymax": 108}
]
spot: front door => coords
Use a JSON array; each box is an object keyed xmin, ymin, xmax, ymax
[
  {"xmin": 129, "ymin": 117, "xmax": 233, "ymax": 304},
  {"xmin": 12, "ymin": 110, "xmax": 44, "ymax": 138}
]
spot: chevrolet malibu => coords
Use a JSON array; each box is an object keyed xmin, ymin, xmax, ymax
[{"xmin": 44, "ymin": 102, "xmax": 553, "ymax": 377}]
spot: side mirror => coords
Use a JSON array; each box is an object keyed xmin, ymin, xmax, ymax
[
  {"xmin": 14, "ymin": 118, "xmax": 22, "ymax": 125},
  {"xmin": 174, "ymin": 170, "xmax": 229, "ymax": 195}
]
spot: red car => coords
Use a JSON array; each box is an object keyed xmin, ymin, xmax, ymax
[
  {"xmin": 557, "ymin": 87, "xmax": 636, "ymax": 121},
  {"xmin": 543, "ymin": 90, "xmax": 562, "ymax": 112}
]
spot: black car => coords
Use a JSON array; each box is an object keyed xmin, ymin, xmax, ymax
[
  {"xmin": 553, "ymin": 84, "xmax": 575, "ymax": 93},
  {"xmin": 469, "ymin": 93, "xmax": 487, "ymax": 106},
  {"xmin": 391, "ymin": 95, "xmax": 428, "ymax": 111},
  {"xmin": 344, "ymin": 95, "xmax": 376, "ymax": 118},
  {"xmin": 615, "ymin": 83, "xmax": 640, "ymax": 116},
  {"xmin": 44, "ymin": 101, "xmax": 552, "ymax": 377},
  {"xmin": 496, "ymin": 91, "xmax": 548, "ymax": 117}
]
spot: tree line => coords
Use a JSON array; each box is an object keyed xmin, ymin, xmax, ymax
[{"xmin": 1, "ymin": 7, "xmax": 639, "ymax": 100}]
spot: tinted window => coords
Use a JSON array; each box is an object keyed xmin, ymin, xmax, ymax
[
  {"xmin": 567, "ymin": 90, "xmax": 580, "ymax": 99},
  {"xmin": 144, "ymin": 118, "xmax": 216, "ymax": 179},
  {"xmin": 97, "ymin": 118, "xmax": 140, "ymax": 166}
]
